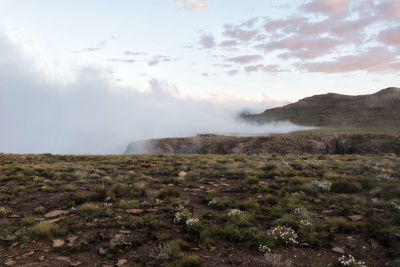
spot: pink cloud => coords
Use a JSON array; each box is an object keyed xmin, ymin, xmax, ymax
[
  {"xmin": 223, "ymin": 24, "xmax": 260, "ymax": 42},
  {"xmin": 375, "ymin": 0, "xmax": 400, "ymax": 20},
  {"xmin": 220, "ymin": 40, "xmax": 239, "ymax": 48},
  {"xmin": 174, "ymin": 0, "xmax": 210, "ymax": 11},
  {"xmin": 378, "ymin": 26, "xmax": 400, "ymax": 46},
  {"xmin": 300, "ymin": 0, "xmax": 352, "ymax": 15},
  {"xmin": 244, "ymin": 64, "xmax": 284, "ymax": 73},
  {"xmin": 224, "ymin": 55, "xmax": 263, "ymax": 65},
  {"xmin": 257, "ymin": 35, "xmax": 343, "ymax": 60},
  {"xmin": 297, "ymin": 47, "xmax": 398, "ymax": 73}
]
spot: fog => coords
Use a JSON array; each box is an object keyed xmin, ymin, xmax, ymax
[{"xmin": 0, "ymin": 33, "xmax": 308, "ymax": 154}]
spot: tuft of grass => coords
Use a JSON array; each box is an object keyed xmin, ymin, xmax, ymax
[
  {"xmin": 26, "ymin": 222, "xmax": 60, "ymax": 240},
  {"xmin": 159, "ymin": 188, "xmax": 181, "ymax": 200},
  {"xmin": 178, "ymin": 255, "xmax": 202, "ymax": 267},
  {"xmin": 331, "ymin": 180, "xmax": 362, "ymax": 193}
]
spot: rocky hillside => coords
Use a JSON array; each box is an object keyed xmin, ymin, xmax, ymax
[
  {"xmin": 125, "ymin": 134, "xmax": 400, "ymax": 155},
  {"xmin": 242, "ymin": 87, "xmax": 400, "ymax": 128}
]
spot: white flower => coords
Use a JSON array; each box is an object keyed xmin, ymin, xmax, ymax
[
  {"xmin": 174, "ymin": 211, "xmax": 191, "ymax": 224},
  {"xmin": 337, "ymin": 254, "xmax": 367, "ymax": 267},
  {"xmin": 185, "ymin": 217, "xmax": 200, "ymax": 226},
  {"xmin": 267, "ymin": 226, "xmax": 298, "ymax": 246},
  {"xmin": 311, "ymin": 180, "xmax": 332, "ymax": 192},
  {"xmin": 258, "ymin": 244, "xmax": 271, "ymax": 253},
  {"xmin": 208, "ymin": 198, "xmax": 217, "ymax": 206},
  {"xmin": 227, "ymin": 209, "xmax": 244, "ymax": 216}
]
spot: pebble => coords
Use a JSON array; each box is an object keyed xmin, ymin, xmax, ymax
[
  {"xmin": 44, "ymin": 210, "xmax": 65, "ymax": 218},
  {"xmin": 52, "ymin": 239, "xmax": 65, "ymax": 248},
  {"xmin": 126, "ymin": 209, "xmax": 144, "ymax": 215},
  {"xmin": 332, "ymin": 247, "xmax": 345, "ymax": 254},
  {"xmin": 348, "ymin": 215, "xmax": 363, "ymax": 221},
  {"xmin": 4, "ymin": 260, "xmax": 16, "ymax": 266},
  {"xmin": 117, "ymin": 259, "xmax": 128, "ymax": 266}
]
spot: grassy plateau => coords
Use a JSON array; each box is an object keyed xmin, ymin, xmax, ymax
[{"xmin": 0, "ymin": 153, "xmax": 399, "ymax": 266}]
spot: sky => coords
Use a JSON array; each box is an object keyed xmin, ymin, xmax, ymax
[{"xmin": 0, "ymin": 0, "xmax": 399, "ymax": 154}]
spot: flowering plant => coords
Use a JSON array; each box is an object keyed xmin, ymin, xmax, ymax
[{"xmin": 267, "ymin": 226, "xmax": 298, "ymax": 246}]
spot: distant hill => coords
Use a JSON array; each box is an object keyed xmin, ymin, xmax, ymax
[
  {"xmin": 242, "ymin": 87, "xmax": 400, "ymax": 129},
  {"xmin": 124, "ymin": 134, "xmax": 400, "ymax": 155}
]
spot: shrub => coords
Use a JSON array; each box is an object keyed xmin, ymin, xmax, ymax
[
  {"xmin": 327, "ymin": 217, "xmax": 364, "ymax": 234},
  {"xmin": 178, "ymin": 255, "xmax": 201, "ymax": 267},
  {"xmin": 331, "ymin": 180, "xmax": 362, "ymax": 193},
  {"xmin": 310, "ymin": 180, "xmax": 331, "ymax": 192},
  {"xmin": 0, "ymin": 206, "xmax": 12, "ymax": 217},
  {"xmin": 267, "ymin": 226, "xmax": 298, "ymax": 247},
  {"xmin": 159, "ymin": 188, "xmax": 181, "ymax": 200},
  {"xmin": 26, "ymin": 222, "xmax": 60, "ymax": 240}
]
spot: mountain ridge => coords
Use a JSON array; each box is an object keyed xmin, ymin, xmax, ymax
[{"xmin": 242, "ymin": 87, "xmax": 400, "ymax": 128}]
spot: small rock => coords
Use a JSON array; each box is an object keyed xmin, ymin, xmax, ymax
[
  {"xmin": 44, "ymin": 210, "xmax": 65, "ymax": 218},
  {"xmin": 70, "ymin": 262, "xmax": 82, "ymax": 266},
  {"xmin": 8, "ymin": 214, "xmax": 22, "ymax": 218},
  {"xmin": 67, "ymin": 235, "xmax": 78, "ymax": 246},
  {"xmin": 146, "ymin": 208, "xmax": 158, "ymax": 212},
  {"xmin": 167, "ymin": 183, "xmax": 174, "ymax": 187},
  {"xmin": 117, "ymin": 259, "xmax": 128, "ymax": 266},
  {"xmin": 209, "ymin": 246, "xmax": 216, "ymax": 251},
  {"xmin": 55, "ymin": 256, "xmax": 70, "ymax": 262},
  {"xmin": 348, "ymin": 215, "xmax": 363, "ymax": 221},
  {"xmin": 4, "ymin": 260, "xmax": 16, "ymax": 266},
  {"xmin": 300, "ymin": 243, "xmax": 310, "ymax": 248},
  {"xmin": 314, "ymin": 199, "xmax": 321, "ymax": 203},
  {"xmin": 45, "ymin": 218, "xmax": 62, "ymax": 224},
  {"xmin": 191, "ymin": 247, "xmax": 200, "ymax": 251},
  {"xmin": 126, "ymin": 209, "xmax": 144, "ymax": 215},
  {"xmin": 5, "ymin": 234, "xmax": 16, "ymax": 241},
  {"xmin": 22, "ymin": 251, "xmax": 35, "ymax": 258},
  {"xmin": 178, "ymin": 171, "xmax": 187, "ymax": 178},
  {"xmin": 52, "ymin": 239, "xmax": 65, "ymax": 248},
  {"xmin": 38, "ymin": 256, "xmax": 45, "ymax": 262},
  {"xmin": 332, "ymin": 247, "xmax": 345, "ymax": 254},
  {"xmin": 322, "ymin": 210, "xmax": 334, "ymax": 214},
  {"xmin": 14, "ymin": 231, "xmax": 22, "ymax": 236}
]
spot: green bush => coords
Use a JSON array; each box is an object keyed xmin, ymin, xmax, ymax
[
  {"xmin": 331, "ymin": 180, "xmax": 362, "ymax": 193},
  {"xmin": 159, "ymin": 188, "xmax": 181, "ymax": 199}
]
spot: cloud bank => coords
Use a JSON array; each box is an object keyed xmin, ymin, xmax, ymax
[
  {"xmin": 0, "ymin": 33, "xmax": 306, "ymax": 154},
  {"xmin": 198, "ymin": 0, "xmax": 400, "ymax": 75}
]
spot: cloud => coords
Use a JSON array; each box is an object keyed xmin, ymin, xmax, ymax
[
  {"xmin": 224, "ymin": 55, "xmax": 263, "ymax": 65},
  {"xmin": 244, "ymin": 64, "xmax": 285, "ymax": 74},
  {"xmin": 226, "ymin": 69, "xmax": 239, "ymax": 76},
  {"xmin": 257, "ymin": 35, "xmax": 343, "ymax": 60},
  {"xmin": 108, "ymin": 58, "xmax": 136, "ymax": 63},
  {"xmin": 296, "ymin": 47, "xmax": 398, "ymax": 73},
  {"xmin": 300, "ymin": 0, "xmax": 352, "ymax": 15},
  {"xmin": 220, "ymin": 40, "xmax": 239, "ymax": 48},
  {"xmin": 72, "ymin": 47, "xmax": 102, "ymax": 53},
  {"xmin": 207, "ymin": 0, "xmax": 400, "ymax": 74},
  {"xmin": 124, "ymin": 51, "xmax": 148, "ymax": 56},
  {"xmin": 378, "ymin": 26, "xmax": 400, "ymax": 46},
  {"xmin": 223, "ymin": 24, "xmax": 260, "ymax": 42},
  {"xmin": 200, "ymin": 33, "xmax": 216, "ymax": 49},
  {"xmin": 0, "ymin": 32, "xmax": 304, "ymax": 154},
  {"xmin": 173, "ymin": 0, "xmax": 210, "ymax": 11}
]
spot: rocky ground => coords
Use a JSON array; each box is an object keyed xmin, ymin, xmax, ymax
[
  {"xmin": 125, "ymin": 134, "xmax": 400, "ymax": 155},
  {"xmin": 1, "ymin": 153, "xmax": 400, "ymax": 266}
]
